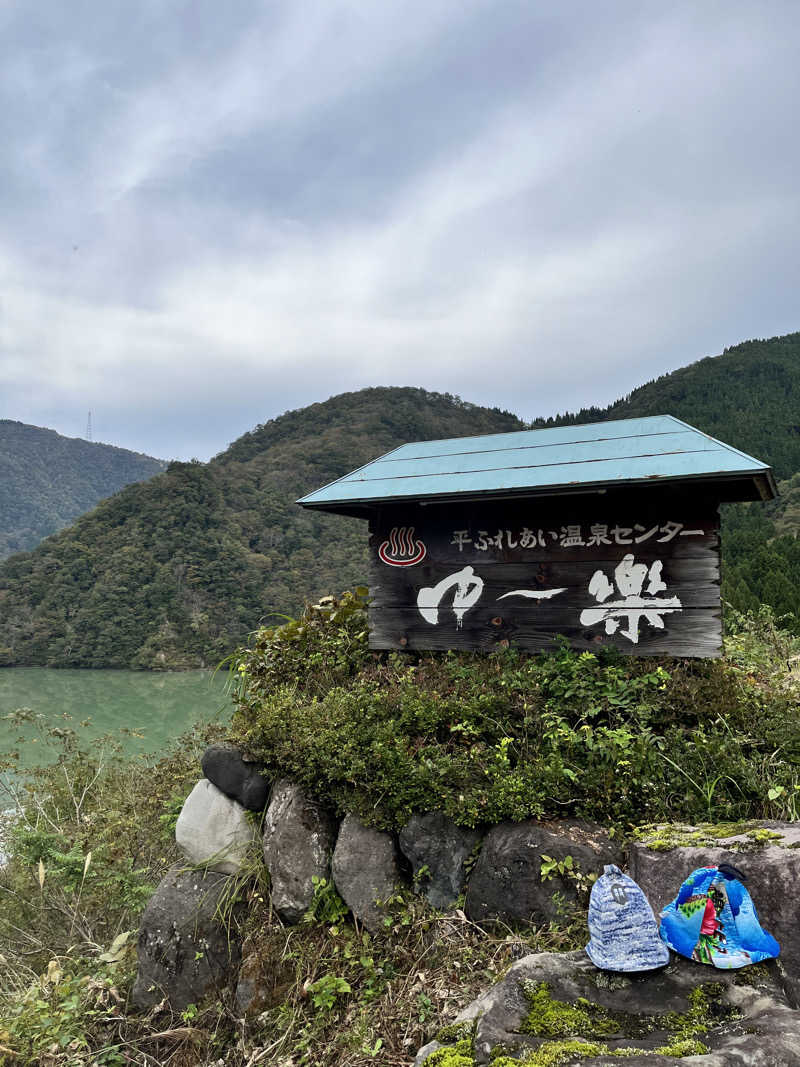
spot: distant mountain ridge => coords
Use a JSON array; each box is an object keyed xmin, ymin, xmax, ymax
[
  {"xmin": 0, "ymin": 389, "xmax": 522, "ymax": 667},
  {"xmin": 0, "ymin": 421, "xmax": 165, "ymax": 560}
]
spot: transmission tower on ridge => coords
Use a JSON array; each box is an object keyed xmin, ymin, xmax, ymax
[{"xmin": 86, "ymin": 412, "xmax": 92, "ymax": 442}]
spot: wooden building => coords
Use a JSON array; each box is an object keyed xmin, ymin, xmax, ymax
[{"xmin": 298, "ymin": 416, "xmax": 775, "ymax": 658}]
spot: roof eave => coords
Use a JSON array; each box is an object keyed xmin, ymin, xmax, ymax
[{"xmin": 297, "ymin": 467, "xmax": 776, "ymax": 517}]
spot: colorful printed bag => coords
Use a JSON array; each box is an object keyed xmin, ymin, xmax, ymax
[
  {"xmin": 586, "ymin": 864, "xmax": 670, "ymax": 972},
  {"xmin": 659, "ymin": 864, "xmax": 779, "ymax": 969}
]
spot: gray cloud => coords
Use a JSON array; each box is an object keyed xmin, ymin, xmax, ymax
[{"xmin": 0, "ymin": 0, "xmax": 798, "ymax": 460}]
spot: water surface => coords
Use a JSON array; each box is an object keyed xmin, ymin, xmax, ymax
[{"xmin": 0, "ymin": 668, "xmax": 231, "ymax": 770}]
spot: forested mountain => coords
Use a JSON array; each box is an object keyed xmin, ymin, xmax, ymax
[
  {"xmin": 0, "ymin": 390, "xmax": 522, "ymax": 667},
  {"xmin": 534, "ymin": 332, "xmax": 800, "ymax": 480},
  {"xmin": 534, "ymin": 331, "xmax": 800, "ymax": 627},
  {"xmin": 0, "ymin": 332, "xmax": 798, "ymax": 670},
  {"xmin": 0, "ymin": 421, "xmax": 165, "ymax": 559}
]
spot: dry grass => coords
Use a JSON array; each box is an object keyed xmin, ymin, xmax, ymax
[
  {"xmin": 0, "ymin": 886, "xmax": 584, "ymax": 1066},
  {"xmin": 108, "ymin": 905, "xmax": 581, "ymax": 1067}
]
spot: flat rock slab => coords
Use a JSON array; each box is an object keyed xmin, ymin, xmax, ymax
[
  {"xmin": 201, "ymin": 742, "xmax": 270, "ymax": 811},
  {"xmin": 465, "ymin": 819, "xmax": 620, "ymax": 925},
  {"xmin": 417, "ymin": 949, "xmax": 800, "ymax": 1065},
  {"xmin": 176, "ymin": 778, "xmax": 258, "ymax": 874},
  {"xmin": 399, "ymin": 812, "xmax": 481, "ymax": 910},
  {"xmin": 132, "ymin": 864, "xmax": 241, "ymax": 1011},
  {"xmin": 630, "ymin": 822, "xmax": 800, "ymax": 1005},
  {"xmin": 331, "ymin": 814, "xmax": 401, "ymax": 934},
  {"xmin": 262, "ymin": 780, "xmax": 336, "ymax": 923}
]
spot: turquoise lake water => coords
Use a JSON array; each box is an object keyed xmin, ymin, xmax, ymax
[{"xmin": 0, "ymin": 668, "xmax": 232, "ymax": 771}]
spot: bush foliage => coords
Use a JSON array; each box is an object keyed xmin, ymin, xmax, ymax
[
  {"xmin": 0, "ymin": 717, "xmax": 224, "ymax": 1064},
  {"xmin": 231, "ymin": 593, "xmax": 800, "ymax": 831}
]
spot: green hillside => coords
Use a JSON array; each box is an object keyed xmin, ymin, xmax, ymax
[
  {"xmin": 533, "ymin": 331, "xmax": 800, "ymax": 479},
  {"xmin": 533, "ymin": 331, "xmax": 800, "ymax": 628},
  {"xmin": 0, "ymin": 421, "xmax": 165, "ymax": 559},
  {"xmin": 0, "ymin": 389, "xmax": 522, "ymax": 668},
  {"xmin": 773, "ymin": 473, "xmax": 800, "ymax": 538}
]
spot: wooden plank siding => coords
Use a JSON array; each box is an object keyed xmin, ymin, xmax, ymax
[
  {"xmin": 368, "ymin": 607, "xmax": 723, "ymax": 658},
  {"xmin": 367, "ymin": 498, "xmax": 722, "ymax": 657}
]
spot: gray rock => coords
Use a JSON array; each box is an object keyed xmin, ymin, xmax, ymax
[
  {"xmin": 630, "ymin": 821, "xmax": 800, "ymax": 1006},
  {"xmin": 331, "ymin": 814, "xmax": 401, "ymax": 934},
  {"xmin": 235, "ymin": 953, "xmax": 260, "ymax": 1016},
  {"xmin": 235, "ymin": 953, "xmax": 268, "ymax": 1016},
  {"xmin": 399, "ymin": 812, "xmax": 481, "ymax": 910},
  {"xmin": 465, "ymin": 819, "xmax": 619, "ymax": 925},
  {"xmin": 175, "ymin": 778, "xmax": 258, "ymax": 874},
  {"xmin": 413, "ymin": 1040, "xmax": 441, "ymax": 1066},
  {"xmin": 416, "ymin": 949, "xmax": 800, "ymax": 1065},
  {"xmin": 132, "ymin": 864, "xmax": 242, "ymax": 1011},
  {"xmin": 262, "ymin": 780, "xmax": 337, "ymax": 923},
  {"xmin": 201, "ymin": 742, "xmax": 269, "ymax": 811}
]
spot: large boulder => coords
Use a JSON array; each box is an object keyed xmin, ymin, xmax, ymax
[
  {"xmin": 416, "ymin": 949, "xmax": 800, "ymax": 1065},
  {"xmin": 630, "ymin": 821, "xmax": 800, "ymax": 1006},
  {"xmin": 201, "ymin": 742, "xmax": 270, "ymax": 811},
  {"xmin": 331, "ymin": 814, "xmax": 401, "ymax": 934},
  {"xmin": 175, "ymin": 778, "xmax": 258, "ymax": 874},
  {"xmin": 132, "ymin": 864, "xmax": 242, "ymax": 1011},
  {"xmin": 465, "ymin": 819, "xmax": 619, "ymax": 925},
  {"xmin": 262, "ymin": 780, "xmax": 337, "ymax": 923},
  {"xmin": 399, "ymin": 812, "xmax": 481, "ymax": 910}
]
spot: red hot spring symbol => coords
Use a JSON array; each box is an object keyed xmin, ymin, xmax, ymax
[{"xmin": 378, "ymin": 526, "xmax": 427, "ymax": 567}]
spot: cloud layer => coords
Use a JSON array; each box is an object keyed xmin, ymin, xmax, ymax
[{"xmin": 1, "ymin": 1, "xmax": 799, "ymax": 459}]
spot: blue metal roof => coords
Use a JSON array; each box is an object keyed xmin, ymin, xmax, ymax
[{"xmin": 297, "ymin": 415, "xmax": 775, "ymax": 513}]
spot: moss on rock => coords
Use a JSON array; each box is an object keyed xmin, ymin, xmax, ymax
[
  {"xmin": 511, "ymin": 976, "xmax": 737, "ymax": 1062},
  {"xmin": 492, "ymin": 1040, "xmax": 607, "ymax": 1065},
  {"xmin": 633, "ymin": 821, "xmax": 785, "ymax": 852},
  {"xmin": 424, "ymin": 1037, "xmax": 474, "ymax": 1066},
  {"xmin": 521, "ymin": 982, "xmax": 619, "ymax": 1038},
  {"xmin": 436, "ymin": 1021, "xmax": 476, "ymax": 1044}
]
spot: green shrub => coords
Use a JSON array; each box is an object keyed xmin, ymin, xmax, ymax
[
  {"xmin": 0, "ymin": 718, "xmax": 223, "ymax": 997},
  {"xmin": 231, "ymin": 594, "xmax": 800, "ymax": 830}
]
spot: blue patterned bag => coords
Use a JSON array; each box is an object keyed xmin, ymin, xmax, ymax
[
  {"xmin": 586, "ymin": 864, "xmax": 670, "ymax": 972},
  {"xmin": 659, "ymin": 864, "xmax": 779, "ymax": 969}
]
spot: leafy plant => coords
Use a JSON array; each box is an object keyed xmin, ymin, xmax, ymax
[
  {"xmin": 303, "ymin": 876, "xmax": 349, "ymax": 927},
  {"xmin": 539, "ymin": 854, "xmax": 575, "ymax": 882},
  {"xmin": 307, "ymin": 974, "xmax": 352, "ymax": 1011},
  {"xmin": 0, "ymin": 721, "xmax": 218, "ymax": 1061},
  {"xmin": 540, "ymin": 854, "xmax": 598, "ymax": 902}
]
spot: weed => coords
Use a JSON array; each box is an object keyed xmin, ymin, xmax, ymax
[
  {"xmin": 302, "ymin": 876, "xmax": 349, "ymax": 926},
  {"xmin": 307, "ymin": 973, "xmax": 352, "ymax": 1011},
  {"xmin": 232, "ymin": 598, "xmax": 800, "ymax": 830}
]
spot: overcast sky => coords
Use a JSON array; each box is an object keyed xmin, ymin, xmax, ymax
[{"xmin": 1, "ymin": 1, "xmax": 798, "ymax": 461}]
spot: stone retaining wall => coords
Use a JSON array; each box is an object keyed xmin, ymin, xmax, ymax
[{"xmin": 132, "ymin": 743, "xmax": 797, "ymax": 1016}]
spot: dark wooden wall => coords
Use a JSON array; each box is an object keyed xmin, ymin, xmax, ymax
[{"xmin": 367, "ymin": 492, "xmax": 722, "ymax": 657}]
